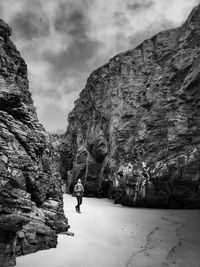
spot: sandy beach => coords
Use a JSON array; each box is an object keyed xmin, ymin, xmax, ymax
[{"xmin": 16, "ymin": 194, "xmax": 200, "ymax": 267}]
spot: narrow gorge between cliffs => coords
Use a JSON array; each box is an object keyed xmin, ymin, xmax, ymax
[{"xmin": 1, "ymin": 2, "xmax": 200, "ymax": 267}]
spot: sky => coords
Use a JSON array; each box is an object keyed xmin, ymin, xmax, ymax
[{"xmin": 0, "ymin": 0, "xmax": 199, "ymax": 132}]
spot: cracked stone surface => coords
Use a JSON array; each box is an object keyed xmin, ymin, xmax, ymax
[
  {"xmin": 61, "ymin": 4, "xmax": 200, "ymax": 207},
  {"xmin": 0, "ymin": 19, "xmax": 68, "ymax": 266}
]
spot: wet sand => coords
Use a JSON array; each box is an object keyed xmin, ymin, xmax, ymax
[{"xmin": 16, "ymin": 194, "xmax": 200, "ymax": 267}]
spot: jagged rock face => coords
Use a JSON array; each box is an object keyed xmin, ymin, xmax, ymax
[
  {"xmin": 0, "ymin": 20, "xmax": 68, "ymax": 266},
  {"xmin": 62, "ymin": 5, "xmax": 200, "ymax": 207}
]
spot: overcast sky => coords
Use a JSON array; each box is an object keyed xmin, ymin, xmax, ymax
[{"xmin": 0, "ymin": 0, "xmax": 199, "ymax": 132}]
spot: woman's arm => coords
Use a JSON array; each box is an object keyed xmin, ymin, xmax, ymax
[
  {"xmin": 74, "ymin": 184, "xmax": 78, "ymax": 192},
  {"xmin": 81, "ymin": 184, "xmax": 84, "ymax": 192}
]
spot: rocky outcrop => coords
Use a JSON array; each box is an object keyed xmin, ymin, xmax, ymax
[
  {"xmin": 51, "ymin": 133, "xmax": 70, "ymax": 193},
  {"xmin": 0, "ymin": 19, "xmax": 68, "ymax": 266},
  {"xmin": 61, "ymin": 4, "xmax": 200, "ymax": 208}
]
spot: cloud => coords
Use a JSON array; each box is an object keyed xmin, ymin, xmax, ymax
[
  {"xmin": 127, "ymin": 0, "xmax": 155, "ymax": 11},
  {"xmin": 36, "ymin": 92, "xmax": 80, "ymax": 132},
  {"xmin": 0, "ymin": 0, "xmax": 199, "ymax": 132},
  {"xmin": 54, "ymin": 7, "xmax": 85, "ymax": 36},
  {"xmin": 39, "ymin": 103, "xmax": 68, "ymax": 132},
  {"xmin": 10, "ymin": 0, "xmax": 50, "ymax": 40},
  {"xmin": 43, "ymin": 37, "xmax": 100, "ymax": 74},
  {"xmin": 12, "ymin": 12, "xmax": 49, "ymax": 40}
]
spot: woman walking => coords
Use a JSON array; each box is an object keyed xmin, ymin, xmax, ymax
[{"xmin": 73, "ymin": 179, "xmax": 84, "ymax": 213}]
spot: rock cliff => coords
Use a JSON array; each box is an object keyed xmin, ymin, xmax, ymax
[
  {"xmin": 0, "ymin": 19, "xmax": 68, "ymax": 266},
  {"xmin": 61, "ymin": 4, "xmax": 200, "ymax": 208}
]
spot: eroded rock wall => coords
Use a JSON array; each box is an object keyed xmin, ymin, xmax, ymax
[
  {"xmin": 61, "ymin": 4, "xmax": 200, "ymax": 207},
  {"xmin": 0, "ymin": 19, "xmax": 68, "ymax": 266}
]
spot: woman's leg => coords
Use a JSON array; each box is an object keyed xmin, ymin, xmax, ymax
[
  {"xmin": 76, "ymin": 197, "xmax": 79, "ymax": 212},
  {"xmin": 77, "ymin": 196, "xmax": 82, "ymax": 212},
  {"xmin": 79, "ymin": 196, "xmax": 82, "ymax": 206}
]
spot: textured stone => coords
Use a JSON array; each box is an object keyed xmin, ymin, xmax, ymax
[
  {"xmin": 61, "ymin": 4, "xmax": 200, "ymax": 208},
  {"xmin": 0, "ymin": 19, "xmax": 68, "ymax": 266}
]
